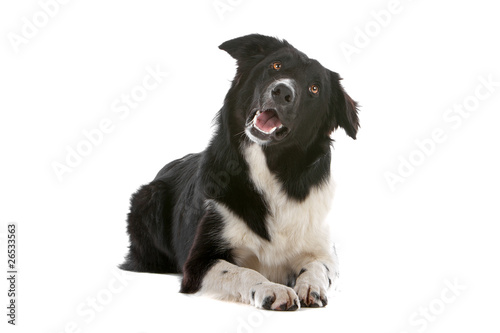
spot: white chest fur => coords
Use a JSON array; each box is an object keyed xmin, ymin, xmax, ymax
[{"xmin": 214, "ymin": 143, "xmax": 335, "ymax": 284}]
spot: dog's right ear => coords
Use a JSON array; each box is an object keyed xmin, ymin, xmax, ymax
[{"xmin": 219, "ymin": 34, "xmax": 289, "ymax": 63}]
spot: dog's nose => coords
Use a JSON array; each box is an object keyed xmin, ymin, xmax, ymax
[{"xmin": 271, "ymin": 83, "xmax": 294, "ymax": 105}]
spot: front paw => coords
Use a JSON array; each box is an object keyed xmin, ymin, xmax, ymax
[
  {"xmin": 294, "ymin": 282, "xmax": 328, "ymax": 308},
  {"xmin": 293, "ymin": 263, "xmax": 334, "ymax": 308},
  {"xmin": 250, "ymin": 282, "xmax": 300, "ymax": 311}
]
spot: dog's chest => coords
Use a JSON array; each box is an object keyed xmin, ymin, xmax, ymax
[{"xmin": 215, "ymin": 144, "xmax": 334, "ymax": 283}]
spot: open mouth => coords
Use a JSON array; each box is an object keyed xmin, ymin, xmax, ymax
[
  {"xmin": 246, "ymin": 109, "xmax": 289, "ymax": 143},
  {"xmin": 252, "ymin": 109, "xmax": 283, "ymax": 134}
]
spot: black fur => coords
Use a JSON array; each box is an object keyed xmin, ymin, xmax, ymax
[
  {"xmin": 120, "ymin": 34, "xmax": 359, "ymax": 294},
  {"xmin": 286, "ymin": 272, "xmax": 298, "ymax": 288}
]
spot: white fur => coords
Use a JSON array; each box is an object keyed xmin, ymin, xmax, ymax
[
  {"xmin": 213, "ymin": 143, "xmax": 336, "ymax": 285},
  {"xmin": 199, "ymin": 260, "xmax": 299, "ymax": 310}
]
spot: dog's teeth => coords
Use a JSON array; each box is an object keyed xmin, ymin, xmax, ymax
[
  {"xmin": 268, "ymin": 127, "xmax": 277, "ymax": 134},
  {"xmin": 252, "ymin": 111, "xmax": 260, "ymax": 123}
]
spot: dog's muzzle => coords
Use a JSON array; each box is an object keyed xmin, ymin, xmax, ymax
[{"xmin": 244, "ymin": 79, "xmax": 296, "ymax": 145}]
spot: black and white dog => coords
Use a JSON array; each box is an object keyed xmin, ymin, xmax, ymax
[{"xmin": 120, "ymin": 34, "xmax": 359, "ymax": 311}]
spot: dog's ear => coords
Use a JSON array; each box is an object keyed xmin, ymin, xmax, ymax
[
  {"xmin": 219, "ymin": 34, "xmax": 289, "ymax": 63},
  {"xmin": 329, "ymin": 71, "xmax": 359, "ymax": 139}
]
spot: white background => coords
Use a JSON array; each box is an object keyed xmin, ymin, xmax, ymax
[{"xmin": 1, "ymin": 0, "xmax": 500, "ymax": 332}]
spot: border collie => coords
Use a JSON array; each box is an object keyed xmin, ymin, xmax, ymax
[{"xmin": 120, "ymin": 34, "xmax": 359, "ymax": 311}]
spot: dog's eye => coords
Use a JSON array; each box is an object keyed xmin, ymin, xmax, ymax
[
  {"xmin": 271, "ymin": 62, "xmax": 282, "ymax": 71},
  {"xmin": 309, "ymin": 84, "xmax": 320, "ymax": 95}
]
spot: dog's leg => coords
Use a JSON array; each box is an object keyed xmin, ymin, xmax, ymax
[
  {"xmin": 292, "ymin": 252, "xmax": 339, "ymax": 308},
  {"xmin": 179, "ymin": 208, "xmax": 299, "ymax": 310},
  {"xmin": 199, "ymin": 259, "xmax": 300, "ymax": 311}
]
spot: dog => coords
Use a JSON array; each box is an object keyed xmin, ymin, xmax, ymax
[{"xmin": 120, "ymin": 34, "xmax": 359, "ymax": 311}]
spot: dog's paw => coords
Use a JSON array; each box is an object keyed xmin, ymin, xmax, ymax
[
  {"xmin": 250, "ymin": 282, "xmax": 300, "ymax": 311},
  {"xmin": 294, "ymin": 282, "xmax": 328, "ymax": 308},
  {"xmin": 293, "ymin": 263, "xmax": 333, "ymax": 308}
]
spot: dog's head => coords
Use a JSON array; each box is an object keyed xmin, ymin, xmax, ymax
[{"xmin": 219, "ymin": 34, "xmax": 359, "ymax": 149}]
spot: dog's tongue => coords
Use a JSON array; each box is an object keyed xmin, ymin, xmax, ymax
[{"xmin": 256, "ymin": 110, "xmax": 282, "ymax": 132}]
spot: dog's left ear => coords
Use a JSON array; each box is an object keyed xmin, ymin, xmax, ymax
[
  {"xmin": 219, "ymin": 34, "xmax": 289, "ymax": 63},
  {"xmin": 329, "ymin": 71, "xmax": 360, "ymax": 139}
]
